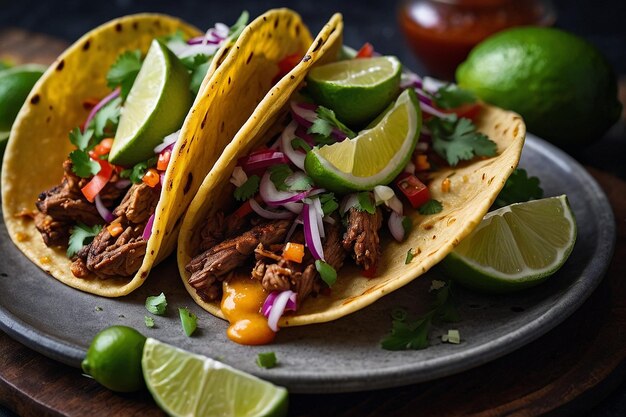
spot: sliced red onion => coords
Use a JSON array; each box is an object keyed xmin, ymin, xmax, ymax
[
  {"xmin": 323, "ymin": 216, "xmax": 336, "ymax": 225},
  {"xmin": 177, "ymin": 43, "xmax": 221, "ymax": 58},
  {"xmin": 259, "ymin": 172, "xmax": 302, "ymax": 206},
  {"xmin": 423, "ymin": 76, "xmax": 447, "ymax": 93},
  {"xmin": 312, "ymin": 197, "xmax": 325, "ymax": 239},
  {"xmin": 142, "ymin": 213, "xmax": 155, "ymax": 241},
  {"xmin": 160, "ymin": 173, "xmax": 166, "ymax": 186},
  {"xmin": 388, "ymin": 211, "xmax": 406, "ymax": 242},
  {"xmin": 280, "ymin": 121, "xmax": 305, "ymax": 170},
  {"xmin": 115, "ymin": 179, "xmax": 131, "ymax": 189},
  {"xmin": 303, "ymin": 203, "xmax": 324, "ymax": 261},
  {"xmin": 154, "ymin": 130, "xmax": 180, "ymax": 153},
  {"xmin": 83, "ymin": 88, "xmax": 120, "ymax": 132},
  {"xmin": 249, "ymin": 199, "xmax": 294, "ymax": 220},
  {"xmin": 229, "ymin": 166, "xmax": 248, "ymax": 187},
  {"xmin": 307, "ymin": 188, "xmax": 326, "ymax": 198},
  {"xmin": 294, "ymin": 126, "xmax": 316, "ymax": 145},
  {"xmin": 420, "ymin": 101, "xmax": 449, "ymax": 118},
  {"xmin": 283, "ymin": 202, "xmax": 303, "ymax": 214},
  {"xmin": 265, "ymin": 290, "xmax": 297, "ymax": 332},
  {"xmin": 94, "ymin": 194, "xmax": 115, "ymax": 223},
  {"xmin": 400, "ymin": 71, "xmax": 423, "ymax": 89},
  {"xmin": 339, "ymin": 193, "xmax": 359, "ymax": 215},
  {"xmin": 239, "ymin": 151, "xmax": 288, "ymax": 174},
  {"xmin": 261, "ymin": 291, "xmax": 278, "ymax": 316}
]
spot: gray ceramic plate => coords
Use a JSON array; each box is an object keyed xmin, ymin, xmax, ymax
[{"xmin": 0, "ymin": 134, "xmax": 615, "ymax": 394}]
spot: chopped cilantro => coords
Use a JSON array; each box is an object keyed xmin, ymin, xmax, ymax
[
  {"xmin": 492, "ymin": 168, "xmax": 543, "ymax": 209},
  {"xmin": 88, "ymin": 96, "xmax": 122, "ymax": 139},
  {"xmin": 144, "ymin": 316, "xmax": 155, "ymax": 328},
  {"xmin": 268, "ymin": 164, "xmax": 292, "ymax": 191},
  {"xmin": 285, "ymin": 173, "xmax": 313, "ymax": 192},
  {"xmin": 315, "ymin": 260, "xmax": 337, "ymax": 287},
  {"xmin": 381, "ymin": 281, "xmax": 459, "ymax": 351},
  {"xmin": 67, "ymin": 223, "xmax": 102, "ymax": 258},
  {"xmin": 181, "ymin": 54, "xmax": 212, "ymax": 96},
  {"xmin": 319, "ymin": 193, "xmax": 339, "ymax": 216},
  {"xmin": 227, "ymin": 11, "xmax": 250, "ymax": 41},
  {"xmin": 419, "ymin": 199, "xmax": 443, "ymax": 215},
  {"xmin": 69, "ymin": 149, "xmax": 101, "ymax": 178},
  {"xmin": 291, "ymin": 137, "xmax": 312, "ymax": 153},
  {"xmin": 106, "ymin": 50, "xmax": 142, "ymax": 99},
  {"xmin": 308, "ymin": 106, "xmax": 356, "ymax": 140},
  {"xmin": 69, "ymin": 127, "xmax": 94, "ymax": 151},
  {"xmin": 120, "ymin": 156, "xmax": 157, "ymax": 184},
  {"xmin": 256, "ymin": 352, "xmax": 277, "ymax": 369},
  {"xmin": 431, "ymin": 84, "xmax": 476, "ymax": 109},
  {"xmin": 234, "ymin": 175, "xmax": 260, "ymax": 201},
  {"xmin": 355, "ymin": 192, "xmax": 376, "ymax": 214},
  {"xmin": 405, "ymin": 248, "xmax": 415, "ymax": 264},
  {"xmin": 428, "ymin": 115, "xmax": 497, "ymax": 166},
  {"xmin": 145, "ymin": 292, "xmax": 167, "ymax": 315},
  {"xmin": 179, "ymin": 307, "xmax": 197, "ymax": 336},
  {"xmin": 159, "ymin": 30, "xmax": 187, "ymax": 45}
]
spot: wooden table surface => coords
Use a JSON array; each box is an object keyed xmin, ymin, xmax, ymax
[{"xmin": 1, "ymin": 28, "xmax": 625, "ymax": 417}]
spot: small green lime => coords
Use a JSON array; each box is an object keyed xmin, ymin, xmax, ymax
[
  {"xmin": 0, "ymin": 64, "xmax": 46, "ymax": 131},
  {"xmin": 143, "ymin": 338, "xmax": 288, "ymax": 417},
  {"xmin": 305, "ymin": 88, "xmax": 421, "ymax": 193},
  {"xmin": 442, "ymin": 195, "xmax": 577, "ymax": 293},
  {"xmin": 81, "ymin": 325, "xmax": 147, "ymax": 392},
  {"xmin": 109, "ymin": 39, "xmax": 192, "ymax": 166},
  {"xmin": 306, "ymin": 56, "xmax": 402, "ymax": 127},
  {"xmin": 456, "ymin": 27, "xmax": 621, "ymax": 148}
]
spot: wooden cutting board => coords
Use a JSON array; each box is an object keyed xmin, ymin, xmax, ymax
[{"xmin": 1, "ymin": 28, "xmax": 625, "ymax": 417}]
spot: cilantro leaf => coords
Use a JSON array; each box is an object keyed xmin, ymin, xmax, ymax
[
  {"xmin": 405, "ymin": 248, "xmax": 415, "ymax": 264},
  {"xmin": 106, "ymin": 50, "xmax": 142, "ymax": 99},
  {"xmin": 315, "ymin": 260, "xmax": 337, "ymax": 287},
  {"xmin": 145, "ymin": 293, "xmax": 167, "ymax": 315},
  {"xmin": 419, "ymin": 199, "xmax": 443, "ymax": 215},
  {"xmin": 355, "ymin": 192, "xmax": 376, "ymax": 214},
  {"xmin": 88, "ymin": 96, "xmax": 122, "ymax": 139},
  {"xmin": 120, "ymin": 157, "xmax": 157, "ymax": 183},
  {"xmin": 285, "ymin": 173, "xmax": 313, "ymax": 192},
  {"xmin": 319, "ymin": 193, "xmax": 339, "ymax": 216},
  {"xmin": 69, "ymin": 127, "xmax": 94, "ymax": 151},
  {"xmin": 69, "ymin": 150, "xmax": 101, "ymax": 178},
  {"xmin": 179, "ymin": 307, "xmax": 197, "ymax": 337},
  {"xmin": 159, "ymin": 30, "xmax": 187, "ymax": 45},
  {"xmin": 428, "ymin": 115, "xmax": 497, "ymax": 166},
  {"xmin": 228, "ymin": 11, "xmax": 250, "ymax": 41},
  {"xmin": 308, "ymin": 106, "xmax": 356, "ymax": 140},
  {"xmin": 431, "ymin": 84, "xmax": 476, "ymax": 109},
  {"xmin": 291, "ymin": 137, "xmax": 312, "ymax": 153},
  {"xmin": 144, "ymin": 316, "xmax": 155, "ymax": 328},
  {"xmin": 234, "ymin": 175, "xmax": 260, "ymax": 201},
  {"xmin": 493, "ymin": 168, "xmax": 543, "ymax": 209},
  {"xmin": 256, "ymin": 352, "xmax": 277, "ymax": 369},
  {"xmin": 268, "ymin": 164, "xmax": 292, "ymax": 191},
  {"xmin": 181, "ymin": 54, "xmax": 212, "ymax": 96},
  {"xmin": 67, "ymin": 223, "xmax": 102, "ymax": 258}
]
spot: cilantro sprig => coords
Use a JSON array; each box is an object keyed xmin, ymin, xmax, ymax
[
  {"xmin": 67, "ymin": 223, "xmax": 102, "ymax": 258},
  {"xmin": 234, "ymin": 175, "xmax": 260, "ymax": 201},
  {"xmin": 106, "ymin": 50, "xmax": 142, "ymax": 99},
  {"xmin": 120, "ymin": 156, "xmax": 157, "ymax": 184},
  {"xmin": 308, "ymin": 106, "xmax": 356, "ymax": 142},
  {"xmin": 355, "ymin": 192, "xmax": 376, "ymax": 214},
  {"xmin": 493, "ymin": 168, "xmax": 543, "ymax": 209},
  {"xmin": 381, "ymin": 281, "xmax": 459, "ymax": 351},
  {"xmin": 428, "ymin": 114, "xmax": 497, "ymax": 166},
  {"xmin": 181, "ymin": 54, "xmax": 212, "ymax": 96},
  {"xmin": 430, "ymin": 84, "xmax": 476, "ymax": 110}
]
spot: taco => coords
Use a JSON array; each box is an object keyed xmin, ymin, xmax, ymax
[
  {"xmin": 177, "ymin": 14, "xmax": 525, "ymax": 345},
  {"xmin": 1, "ymin": 10, "xmax": 313, "ymax": 297}
]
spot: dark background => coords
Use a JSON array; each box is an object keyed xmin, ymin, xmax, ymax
[{"xmin": 1, "ymin": 1, "xmax": 625, "ymax": 416}]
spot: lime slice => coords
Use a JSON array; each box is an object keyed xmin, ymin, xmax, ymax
[
  {"xmin": 0, "ymin": 64, "xmax": 46, "ymax": 131},
  {"xmin": 306, "ymin": 56, "xmax": 402, "ymax": 126},
  {"xmin": 109, "ymin": 40, "xmax": 192, "ymax": 166},
  {"xmin": 443, "ymin": 195, "xmax": 577, "ymax": 293},
  {"xmin": 304, "ymin": 88, "xmax": 421, "ymax": 192},
  {"xmin": 142, "ymin": 338, "xmax": 288, "ymax": 417}
]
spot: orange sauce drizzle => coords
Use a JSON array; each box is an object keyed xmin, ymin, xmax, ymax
[{"xmin": 221, "ymin": 274, "xmax": 275, "ymax": 345}]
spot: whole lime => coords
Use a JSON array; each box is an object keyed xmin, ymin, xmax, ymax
[
  {"xmin": 0, "ymin": 64, "xmax": 46, "ymax": 131},
  {"xmin": 81, "ymin": 325, "xmax": 147, "ymax": 392},
  {"xmin": 456, "ymin": 27, "xmax": 621, "ymax": 148}
]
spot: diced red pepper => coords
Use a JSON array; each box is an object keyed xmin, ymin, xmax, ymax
[
  {"xmin": 443, "ymin": 103, "xmax": 482, "ymax": 121},
  {"xmin": 234, "ymin": 200, "xmax": 253, "ymax": 219},
  {"xmin": 93, "ymin": 138, "xmax": 114, "ymax": 157},
  {"xmin": 157, "ymin": 150, "xmax": 171, "ymax": 171},
  {"xmin": 356, "ymin": 42, "xmax": 374, "ymax": 58},
  {"xmin": 395, "ymin": 172, "xmax": 430, "ymax": 209},
  {"xmin": 81, "ymin": 159, "xmax": 113, "ymax": 203},
  {"xmin": 273, "ymin": 53, "xmax": 302, "ymax": 84}
]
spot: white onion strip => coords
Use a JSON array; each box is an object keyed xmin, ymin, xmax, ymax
[
  {"xmin": 280, "ymin": 120, "xmax": 305, "ymax": 170},
  {"xmin": 94, "ymin": 194, "xmax": 114, "ymax": 223},
  {"xmin": 312, "ymin": 197, "xmax": 325, "ymax": 238},
  {"xmin": 249, "ymin": 199, "xmax": 294, "ymax": 220},
  {"xmin": 303, "ymin": 203, "xmax": 324, "ymax": 260},
  {"xmin": 154, "ymin": 130, "xmax": 180, "ymax": 153},
  {"xmin": 388, "ymin": 211, "xmax": 406, "ymax": 242},
  {"xmin": 260, "ymin": 172, "xmax": 302, "ymax": 206}
]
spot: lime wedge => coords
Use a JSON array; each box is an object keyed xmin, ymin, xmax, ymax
[
  {"xmin": 142, "ymin": 338, "xmax": 288, "ymax": 417},
  {"xmin": 306, "ymin": 56, "xmax": 402, "ymax": 126},
  {"xmin": 443, "ymin": 195, "xmax": 577, "ymax": 293},
  {"xmin": 109, "ymin": 40, "xmax": 192, "ymax": 166},
  {"xmin": 304, "ymin": 88, "xmax": 421, "ymax": 192}
]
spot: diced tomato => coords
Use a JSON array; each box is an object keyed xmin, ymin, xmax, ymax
[
  {"xmin": 81, "ymin": 159, "xmax": 113, "ymax": 203},
  {"xmin": 282, "ymin": 242, "xmax": 305, "ymax": 263},
  {"xmin": 394, "ymin": 172, "xmax": 431, "ymax": 209},
  {"xmin": 274, "ymin": 53, "xmax": 302, "ymax": 83},
  {"xmin": 157, "ymin": 150, "xmax": 171, "ymax": 171},
  {"xmin": 356, "ymin": 42, "xmax": 374, "ymax": 58},
  {"xmin": 362, "ymin": 264, "xmax": 377, "ymax": 278},
  {"xmin": 142, "ymin": 168, "xmax": 160, "ymax": 188},
  {"xmin": 93, "ymin": 138, "xmax": 114, "ymax": 157}
]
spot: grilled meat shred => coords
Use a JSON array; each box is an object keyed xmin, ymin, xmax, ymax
[
  {"xmin": 70, "ymin": 183, "xmax": 160, "ymax": 278},
  {"xmin": 342, "ymin": 206, "xmax": 383, "ymax": 272},
  {"xmin": 186, "ymin": 219, "xmax": 291, "ymax": 301}
]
